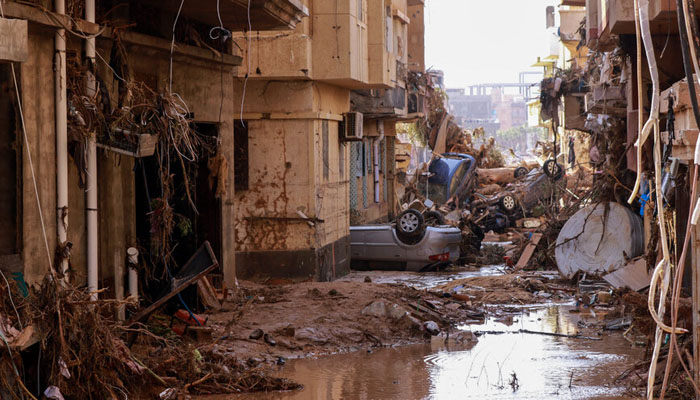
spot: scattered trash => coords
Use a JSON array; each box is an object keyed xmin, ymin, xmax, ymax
[
  {"xmin": 423, "ymin": 321, "xmax": 440, "ymax": 336},
  {"xmin": 159, "ymin": 388, "xmax": 177, "ymax": 400},
  {"xmin": 43, "ymin": 386, "xmax": 65, "ymax": 400}
]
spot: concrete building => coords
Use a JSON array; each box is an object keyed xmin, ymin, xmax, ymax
[
  {"xmin": 232, "ymin": 0, "xmax": 425, "ymax": 281},
  {"xmin": 0, "ymin": 1, "xmax": 305, "ymax": 298},
  {"xmin": 446, "ymin": 86, "xmax": 530, "ymax": 134}
]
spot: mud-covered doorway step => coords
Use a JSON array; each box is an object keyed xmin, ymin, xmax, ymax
[
  {"xmin": 134, "ymin": 122, "xmax": 221, "ymax": 307},
  {"xmin": 0, "ymin": 64, "xmax": 21, "ymax": 276}
]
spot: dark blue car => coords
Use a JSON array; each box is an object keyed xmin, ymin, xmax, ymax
[{"xmin": 420, "ymin": 153, "xmax": 478, "ymax": 207}]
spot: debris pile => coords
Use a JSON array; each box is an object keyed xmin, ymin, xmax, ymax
[{"xmin": 0, "ymin": 274, "xmax": 301, "ymax": 398}]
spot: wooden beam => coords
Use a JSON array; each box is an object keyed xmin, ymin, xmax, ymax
[
  {"xmin": 515, "ymin": 233, "xmax": 543, "ymax": 270},
  {"xmin": 127, "ymin": 242, "xmax": 219, "ymax": 325}
]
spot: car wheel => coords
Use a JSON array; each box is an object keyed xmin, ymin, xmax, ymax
[
  {"xmin": 514, "ymin": 167, "xmax": 528, "ymax": 179},
  {"xmin": 424, "ymin": 210, "xmax": 446, "ymax": 226},
  {"xmin": 396, "ymin": 209, "xmax": 424, "ymax": 237},
  {"xmin": 499, "ymin": 194, "xmax": 517, "ymax": 213},
  {"xmin": 543, "ymin": 159, "xmax": 563, "ymax": 179}
]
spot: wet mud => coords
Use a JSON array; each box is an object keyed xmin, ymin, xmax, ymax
[{"xmin": 220, "ymin": 304, "xmax": 642, "ymax": 400}]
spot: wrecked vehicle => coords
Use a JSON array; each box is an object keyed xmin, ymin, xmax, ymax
[
  {"xmin": 350, "ymin": 220, "xmax": 462, "ymax": 272},
  {"xmin": 471, "ymin": 161, "xmax": 565, "ymax": 226},
  {"xmin": 418, "ymin": 153, "xmax": 478, "ymax": 208}
]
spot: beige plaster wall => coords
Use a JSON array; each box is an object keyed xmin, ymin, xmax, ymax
[
  {"xmin": 233, "ymin": 81, "xmax": 351, "ymax": 252},
  {"xmin": 20, "ymin": 26, "xmax": 57, "ymax": 285}
]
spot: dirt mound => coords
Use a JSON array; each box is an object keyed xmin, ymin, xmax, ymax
[{"xmin": 207, "ymin": 280, "xmax": 483, "ymax": 363}]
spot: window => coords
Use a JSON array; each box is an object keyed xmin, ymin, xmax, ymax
[
  {"xmin": 234, "ymin": 120, "xmax": 249, "ymax": 191},
  {"xmin": 450, "ymin": 164, "xmax": 467, "ymax": 194},
  {"xmin": 322, "ymin": 120, "xmax": 329, "ymax": 180},
  {"xmin": 364, "ymin": 139, "xmax": 372, "ymax": 175},
  {"xmin": 357, "ymin": 0, "xmax": 364, "ymax": 22},
  {"xmin": 545, "ymin": 6, "xmax": 555, "ymax": 29},
  {"xmin": 339, "ymin": 133, "xmax": 345, "ymax": 179},
  {"xmin": 385, "ymin": 6, "xmax": 393, "ymax": 53}
]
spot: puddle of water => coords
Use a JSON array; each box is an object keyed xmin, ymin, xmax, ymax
[
  {"xmin": 337, "ymin": 265, "xmax": 505, "ymax": 290},
  {"xmin": 231, "ymin": 305, "xmax": 641, "ymax": 400}
]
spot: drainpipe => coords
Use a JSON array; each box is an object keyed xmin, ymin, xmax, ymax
[
  {"xmin": 127, "ymin": 247, "xmax": 139, "ymax": 302},
  {"xmin": 373, "ymin": 121, "xmax": 385, "ymax": 203},
  {"xmin": 85, "ymin": 0, "xmax": 98, "ymax": 300},
  {"xmin": 55, "ymin": 0, "xmax": 69, "ymax": 280}
]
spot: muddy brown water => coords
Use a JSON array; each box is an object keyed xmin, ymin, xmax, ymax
[
  {"xmin": 224, "ymin": 304, "xmax": 642, "ymax": 400},
  {"xmin": 337, "ymin": 265, "xmax": 506, "ymax": 289},
  {"xmin": 201, "ymin": 265, "xmax": 642, "ymax": 399}
]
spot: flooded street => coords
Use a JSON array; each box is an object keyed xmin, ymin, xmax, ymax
[
  {"xmin": 229, "ymin": 305, "xmax": 641, "ymax": 400},
  {"xmin": 336, "ymin": 265, "xmax": 507, "ymax": 290},
  {"xmin": 226, "ymin": 267, "xmax": 643, "ymax": 400}
]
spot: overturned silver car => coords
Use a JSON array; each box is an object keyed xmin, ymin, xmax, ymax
[{"xmin": 349, "ymin": 223, "xmax": 462, "ymax": 272}]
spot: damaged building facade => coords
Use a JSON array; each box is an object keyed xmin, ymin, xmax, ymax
[
  {"xmin": 232, "ymin": 0, "xmax": 426, "ymax": 281},
  {"xmin": 0, "ymin": 0, "xmax": 306, "ymax": 300}
]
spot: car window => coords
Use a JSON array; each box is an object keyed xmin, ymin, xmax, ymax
[{"xmin": 449, "ymin": 163, "xmax": 467, "ymax": 194}]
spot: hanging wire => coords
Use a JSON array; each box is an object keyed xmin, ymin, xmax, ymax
[{"xmin": 239, "ymin": 0, "xmax": 252, "ymax": 127}]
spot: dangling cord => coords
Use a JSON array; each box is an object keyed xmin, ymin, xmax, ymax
[
  {"xmin": 637, "ymin": 1, "xmax": 672, "ymax": 399},
  {"xmin": 660, "ymin": 0, "xmax": 700, "ymax": 397},
  {"xmin": 628, "ymin": 0, "xmax": 647, "ymax": 204}
]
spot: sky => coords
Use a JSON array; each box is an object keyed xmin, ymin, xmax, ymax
[{"xmin": 425, "ymin": 0, "xmax": 555, "ymax": 89}]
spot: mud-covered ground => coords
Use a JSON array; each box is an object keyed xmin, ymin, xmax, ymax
[
  {"xmin": 206, "ymin": 279, "xmax": 481, "ymax": 363},
  {"xmin": 202, "ymin": 266, "xmax": 576, "ymax": 367}
]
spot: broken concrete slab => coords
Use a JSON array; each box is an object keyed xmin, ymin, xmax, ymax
[{"xmin": 603, "ymin": 257, "xmax": 651, "ymax": 291}]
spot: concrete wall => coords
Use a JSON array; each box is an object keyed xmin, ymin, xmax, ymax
[
  {"xmin": 407, "ymin": 0, "xmax": 425, "ymax": 72},
  {"xmin": 233, "ymin": 80, "xmax": 351, "ymax": 280},
  {"xmin": 20, "ymin": 26, "xmax": 57, "ymax": 285}
]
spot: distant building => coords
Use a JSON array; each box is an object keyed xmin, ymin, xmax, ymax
[{"xmin": 446, "ymin": 86, "xmax": 529, "ymax": 134}]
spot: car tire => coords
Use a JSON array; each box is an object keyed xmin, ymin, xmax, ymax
[
  {"xmin": 396, "ymin": 209, "xmax": 424, "ymax": 237},
  {"xmin": 424, "ymin": 210, "xmax": 446, "ymax": 226},
  {"xmin": 514, "ymin": 167, "xmax": 528, "ymax": 179},
  {"xmin": 499, "ymin": 194, "xmax": 517, "ymax": 213},
  {"xmin": 543, "ymin": 159, "xmax": 563, "ymax": 179}
]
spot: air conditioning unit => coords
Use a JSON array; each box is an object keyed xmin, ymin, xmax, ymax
[{"xmin": 340, "ymin": 112, "xmax": 363, "ymax": 141}]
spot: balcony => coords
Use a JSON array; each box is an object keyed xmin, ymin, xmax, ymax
[
  {"xmin": 559, "ymin": 9, "xmax": 586, "ymax": 44},
  {"xmin": 142, "ymin": 0, "xmax": 309, "ymax": 31},
  {"xmin": 350, "ymin": 87, "xmax": 407, "ymax": 118}
]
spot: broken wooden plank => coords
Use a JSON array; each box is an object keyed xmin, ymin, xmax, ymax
[
  {"xmin": 515, "ymin": 233, "xmax": 543, "ymax": 269},
  {"xmin": 128, "ymin": 241, "xmax": 219, "ymax": 325}
]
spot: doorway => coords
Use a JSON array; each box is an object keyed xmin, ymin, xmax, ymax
[
  {"xmin": 134, "ymin": 123, "xmax": 221, "ymax": 297},
  {"xmin": 0, "ymin": 64, "xmax": 20, "ymax": 273}
]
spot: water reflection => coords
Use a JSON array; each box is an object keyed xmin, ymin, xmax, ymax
[
  {"xmin": 231, "ymin": 305, "xmax": 641, "ymax": 400},
  {"xmin": 337, "ymin": 265, "xmax": 505, "ymax": 290}
]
